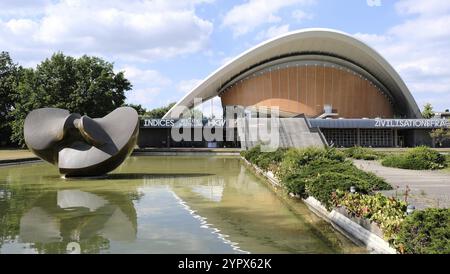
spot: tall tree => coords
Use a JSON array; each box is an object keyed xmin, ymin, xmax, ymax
[
  {"xmin": 9, "ymin": 52, "xmax": 132, "ymax": 146},
  {"xmin": 144, "ymin": 102, "xmax": 176, "ymax": 118},
  {"xmin": 0, "ymin": 52, "xmax": 19, "ymax": 146},
  {"xmin": 422, "ymin": 103, "xmax": 435, "ymax": 119},
  {"xmin": 430, "ymin": 128, "xmax": 450, "ymax": 147}
]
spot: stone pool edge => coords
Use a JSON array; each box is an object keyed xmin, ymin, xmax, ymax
[{"xmin": 240, "ymin": 156, "xmax": 397, "ymax": 255}]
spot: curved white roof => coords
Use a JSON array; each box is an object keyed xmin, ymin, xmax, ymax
[{"xmin": 164, "ymin": 28, "xmax": 421, "ymax": 118}]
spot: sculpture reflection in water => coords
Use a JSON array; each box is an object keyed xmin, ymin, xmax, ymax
[
  {"xmin": 19, "ymin": 189, "xmax": 138, "ymax": 253},
  {"xmin": 24, "ymin": 107, "xmax": 139, "ymax": 177}
]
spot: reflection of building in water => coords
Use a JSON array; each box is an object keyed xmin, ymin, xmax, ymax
[
  {"xmin": 191, "ymin": 186, "xmax": 224, "ymax": 203},
  {"xmin": 19, "ymin": 189, "xmax": 137, "ymax": 249}
]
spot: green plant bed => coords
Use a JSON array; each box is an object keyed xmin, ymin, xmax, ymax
[
  {"xmin": 396, "ymin": 208, "xmax": 450, "ymax": 254},
  {"xmin": 243, "ymin": 146, "xmax": 392, "ymax": 212},
  {"xmin": 343, "ymin": 146, "xmax": 382, "ymax": 160},
  {"xmin": 333, "ymin": 191, "xmax": 407, "ymax": 243},
  {"xmin": 280, "ymin": 159, "xmax": 392, "ymax": 199},
  {"xmin": 381, "ymin": 146, "xmax": 447, "ymax": 170}
]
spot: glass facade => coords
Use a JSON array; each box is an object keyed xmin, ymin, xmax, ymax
[{"xmin": 322, "ymin": 128, "xmax": 394, "ymax": 147}]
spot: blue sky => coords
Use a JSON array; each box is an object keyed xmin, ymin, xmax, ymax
[{"xmin": 1, "ymin": 0, "xmax": 449, "ymax": 116}]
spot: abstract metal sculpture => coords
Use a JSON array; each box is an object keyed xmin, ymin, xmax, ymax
[{"xmin": 24, "ymin": 107, "xmax": 139, "ymax": 177}]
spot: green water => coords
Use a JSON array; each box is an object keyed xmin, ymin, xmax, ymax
[{"xmin": 0, "ymin": 156, "xmax": 363, "ymax": 254}]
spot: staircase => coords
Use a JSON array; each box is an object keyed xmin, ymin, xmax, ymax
[{"xmin": 237, "ymin": 117, "xmax": 325, "ymax": 150}]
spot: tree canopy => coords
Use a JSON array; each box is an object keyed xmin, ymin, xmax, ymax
[
  {"xmin": 144, "ymin": 102, "xmax": 176, "ymax": 118},
  {"xmin": 422, "ymin": 103, "xmax": 435, "ymax": 119},
  {"xmin": 0, "ymin": 52, "xmax": 20, "ymax": 146},
  {"xmin": 5, "ymin": 52, "xmax": 132, "ymax": 147}
]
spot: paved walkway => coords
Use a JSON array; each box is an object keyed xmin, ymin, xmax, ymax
[
  {"xmin": 353, "ymin": 159, "xmax": 450, "ymax": 209},
  {"xmin": 0, "ymin": 149, "xmax": 34, "ymax": 161}
]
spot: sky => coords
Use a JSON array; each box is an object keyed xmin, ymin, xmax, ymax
[{"xmin": 1, "ymin": 0, "xmax": 449, "ymax": 117}]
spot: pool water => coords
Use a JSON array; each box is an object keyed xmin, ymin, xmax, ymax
[{"xmin": 0, "ymin": 156, "xmax": 364, "ymax": 254}]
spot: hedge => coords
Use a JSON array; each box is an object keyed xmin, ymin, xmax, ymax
[
  {"xmin": 343, "ymin": 146, "xmax": 381, "ymax": 160},
  {"xmin": 396, "ymin": 208, "xmax": 450, "ymax": 254},
  {"xmin": 381, "ymin": 146, "xmax": 447, "ymax": 170}
]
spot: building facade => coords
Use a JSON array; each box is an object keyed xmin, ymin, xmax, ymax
[{"xmin": 138, "ymin": 29, "xmax": 449, "ymax": 149}]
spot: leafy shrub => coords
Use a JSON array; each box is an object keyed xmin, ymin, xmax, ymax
[
  {"xmin": 280, "ymin": 158, "xmax": 392, "ymax": 198},
  {"xmin": 396, "ymin": 208, "xmax": 450, "ymax": 254},
  {"xmin": 344, "ymin": 146, "xmax": 381, "ymax": 160},
  {"xmin": 334, "ymin": 191, "xmax": 407, "ymax": 243},
  {"xmin": 241, "ymin": 145, "xmax": 261, "ymax": 163},
  {"xmin": 277, "ymin": 147, "xmax": 345, "ymax": 180},
  {"xmin": 382, "ymin": 146, "xmax": 447, "ymax": 170},
  {"xmin": 305, "ymin": 172, "xmax": 372, "ymax": 209},
  {"xmin": 283, "ymin": 173, "xmax": 308, "ymax": 198},
  {"xmin": 244, "ymin": 146, "xmax": 391, "ymax": 209},
  {"xmin": 241, "ymin": 146, "xmax": 287, "ymax": 172}
]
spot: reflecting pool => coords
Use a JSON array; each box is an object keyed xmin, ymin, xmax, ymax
[{"xmin": 0, "ymin": 156, "xmax": 364, "ymax": 254}]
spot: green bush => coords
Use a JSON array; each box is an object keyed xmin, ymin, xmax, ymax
[
  {"xmin": 280, "ymin": 159, "xmax": 391, "ymax": 198},
  {"xmin": 283, "ymin": 173, "xmax": 308, "ymax": 198},
  {"xmin": 396, "ymin": 208, "xmax": 450, "ymax": 254},
  {"xmin": 344, "ymin": 146, "xmax": 381, "ymax": 160},
  {"xmin": 277, "ymin": 147, "xmax": 345, "ymax": 180},
  {"xmin": 244, "ymin": 146, "xmax": 391, "ymax": 210},
  {"xmin": 305, "ymin": 172, "xmax": 373, "ymax": 209},
  {"xmin": 381, "ymin": 146, "xmax": 447, "ymax": 170},
  {"xmin": 241, "ymin": 146, "xmax": 287, "ymax": 172},
  {"xmin": 334, "ymin": 191, "xmax": 407, "ymax": 243},
  {"xmin": 241, "ymin": 145, "xmax": 261, "ymax": 163}
]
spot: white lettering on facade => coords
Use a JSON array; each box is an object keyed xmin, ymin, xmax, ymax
[{"xmin": 374, "ymin": 119, "xmax": 449, "ymax": 128}]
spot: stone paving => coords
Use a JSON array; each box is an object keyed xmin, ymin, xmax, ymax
[{"xmin": 353, "ymin": 159, "xmax": 450, "ymax": 209}]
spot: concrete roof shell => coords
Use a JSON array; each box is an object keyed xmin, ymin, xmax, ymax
[{"xmin": 164, "ymin": 28, "xmax": 421, "ymax": 119}]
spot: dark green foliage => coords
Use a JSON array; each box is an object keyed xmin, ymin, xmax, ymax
[
  {"xmin": 241, "ymin": 145, "xmax": 261, "ymax": 163},
  {"xmin": 241, "ymin": 145, "xmax": 287, "ymax": 171},
  {"xmin": 343, "ymin": 146, "xmax": 381, "ymax": 160},
  {"xmin": 9, "ymin": 52, "xmax": 132, "ymax": 146},
  {"xmin": 421, "ymin": 103, "xmax": 435, "ymax": 119},
  {"xmin": 277, "ymin": 147, "xmax": 345, "ymax": 181},
  {"xmin": 144, "ymin": 102, "xmax": 175, "ymax": 118},
  {"xmin": 244, "ymin": 146, "xmax": 391, "ymax": 209},
  {"xmin": 396, "ymin": 208, "xmax": 450, "ymax": 254},
  {"xmin": 0, "ymin": 52, "xmax": 20, "ymax": 146},
  {"xmin": 382, "ymin": 146, "xmax": 447, "ymax": 170},
  {"xmin": 306, "ymin": 172, "xmax": 372, "ymax": 209},
  {"xmin": 275, "ymin": 147, "xmax": 391, "ymax": 204}
]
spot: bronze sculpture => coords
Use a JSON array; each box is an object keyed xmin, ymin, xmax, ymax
[{"xmin": 24, "ymin": 107, "xmax": 139, "ymax": 177}]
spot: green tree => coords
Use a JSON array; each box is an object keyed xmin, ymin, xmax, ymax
[
  {"xmin": 0, "ymin": 52, "xmax": 20, "ymax": 146},
  {"xmin": 430, "ymin": 128, "xmax": 450, "ymax": 147},
  {"xmin": 144, "ymin": 102, "xmax": 176, "ymax": 118},
  {"xmin": 9, "ymin": 52, "xmax": 131, "ymax": 146},
  {"xmin": 422, "ymin": 103, "xmax": 435, "ymax": 119}
]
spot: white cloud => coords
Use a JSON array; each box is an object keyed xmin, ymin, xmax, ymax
[
  {"xmin": 119, "ymin": 66, "xmax": 171, "ymax": 87},
  {"xmin": 118, "ymin": 65, "xmax": 172, "ymax": 109},
  {"xmin": 177, "ymin": 79, "xmax": 203, "ymax": 94},
  {"xmin": 291, "ymin": 10, "xmax": 314, "ymax": 22},
  {"xmin": 222, "ymin": 0, "xmax": 314, "ymax": 37},
  {"xmin": 355, "ymin": 0, "xmax": 450, "ymax": 111},
  {"xmin": 395, "ymin": 0, "xmax": 450, "ymax": 15},
  {"xmin": 366, "ymin": 0, "xmax": 382, "ymax": 7},
  {"xmin": 0, "ymin": 0, "xmax": 214, "ymax": 63},
  {"xmin": 125, "ymin": 87, "xmax": 161, "ymax": 109},
  {"xmin": 256, "ymin": 24, "xmax": 290, "ymax": 41}
]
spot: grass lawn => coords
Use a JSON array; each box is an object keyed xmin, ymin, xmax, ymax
[{"xmin": 0, "ymin": 149, "xmax": 35, "ymax": 161}]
